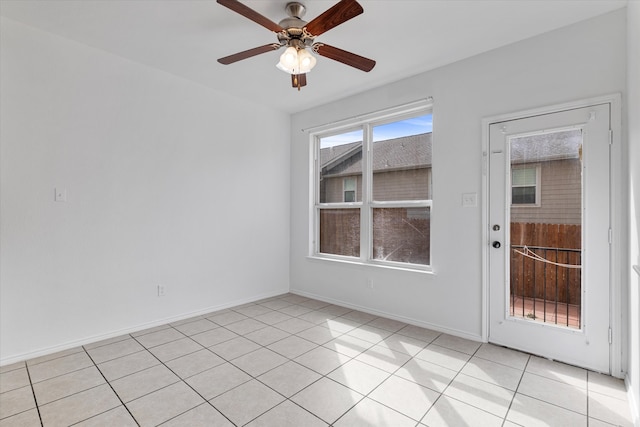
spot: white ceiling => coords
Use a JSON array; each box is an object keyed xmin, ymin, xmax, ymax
[{"xmin": 0, "ymin": 0, "xmax": 626, "ymax": 113}]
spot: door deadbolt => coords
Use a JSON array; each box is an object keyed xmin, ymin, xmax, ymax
[{"xmin": 492, "ymin": 224, "xmax": 501, "ymax": 231}]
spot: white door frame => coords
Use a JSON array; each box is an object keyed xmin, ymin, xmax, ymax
[{"xmin": 481, "ymin": 94, "xmax": 623, "ymax": 378}]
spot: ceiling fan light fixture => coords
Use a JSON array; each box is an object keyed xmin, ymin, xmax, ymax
[{"xmin": 276, "ymin": 46, "xmax": 316, "ymax": 74}]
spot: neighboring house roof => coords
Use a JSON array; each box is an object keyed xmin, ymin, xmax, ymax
[
  {"xmin": 511, "ymin": 129, "xmax": 581, "ymax": 164},
  {"xmin": 321, "ymin": 133, "xmax": 432, "ymax": 177}
]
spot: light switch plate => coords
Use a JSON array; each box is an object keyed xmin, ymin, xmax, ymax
[{"xmin": 462, "ymin": 192, "xmax": 477, "ymax": 207}]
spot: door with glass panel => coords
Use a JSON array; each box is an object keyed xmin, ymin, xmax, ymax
[{"xmin": 488, "ymin": 104, "xmax": 611, "ymax": 373}]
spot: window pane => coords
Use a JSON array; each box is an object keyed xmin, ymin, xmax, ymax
[
  {"xmin": 319, "ymin": 209, "xmax": 360, "ymax": 257},
  {"xmin": 372, "ymin": 207, "xmax": 430, "ymax": 265},
  {"xmin": 509, "ymin": 129, "xmax": 583, "ymax": 329},
  {"xmin": 344, "ymin": 178, "xmax": 356, "ymax": 191},
  {"xmin": 512, "ymin": 168, "xmax": 536, "ymax": 186},
  {"xmin": 319, "ymin": 131, "xmax": 363, "ymax": 203},
  {"xmin": 512, "ymin": 186, "xmax": 536, "ymax": 204},
  {"xmin": 344, "ymin": 191, "xmax": 355, "ymax": 202},
  {"xmin": 372, "ymin": 115, "xmax": 432, "ymax": 201}
]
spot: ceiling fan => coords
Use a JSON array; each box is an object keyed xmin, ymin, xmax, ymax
[{"xmin": 217, "ymin": 0, "xmax": 376, "ymax": 90}]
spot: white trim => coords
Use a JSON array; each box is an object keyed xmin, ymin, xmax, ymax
[
  {"xmin": 608, "ymin": 93, "xmax": 623, "ymax": 378},
  {"xmin": 0, "ymin": 289, "xmax": 289, "ymax": 367},
  {"xmin": 481, "ymin": 93, "xmax": 623, "ymax": 375},
  {"xmin": 306, "ymin": 254, "xmax": 434, "ymax": 274},
  {"xmin": 626, "ymin": 376, "xmax": 640, "ymax": 427}
]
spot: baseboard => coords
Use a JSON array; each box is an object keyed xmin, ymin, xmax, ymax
[
  {"xmin": 290, "ymin": 289, "xmax": 483, "ymax": 343},
  {"xmin": 0, "ymin": 288, "xmax": 289, "ymax": 367}
]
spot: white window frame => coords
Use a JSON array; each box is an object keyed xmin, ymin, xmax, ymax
[
  {"xmin": 309, "ymin": 100, "xmax": 433, "ymax": 272},
  {"xmin": 511, "ymin": 164, "xmax": 541, "ymax": 207}
]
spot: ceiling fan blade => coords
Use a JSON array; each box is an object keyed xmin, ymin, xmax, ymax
[
  {"xmin": 217, "ymin": 0, "xmax": 284, "ymax": 33},
  {"xmin": 305, "ymin": 0, "xmax": 363, "ymax": 37},
  {"xmin": 218, "ymin": 44, "xmax": 281, "ymax": 64},
  {"xmin": 291, "ymin": 73, "xmax": 307, "ymax": 88},
  {"xmin": 313, "ymin": 43, "xmax": 375, "ymax": 72}
]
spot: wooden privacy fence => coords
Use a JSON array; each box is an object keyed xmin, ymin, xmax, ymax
[
  {"xmin": 319, "ymin": 208, "xmax": 430, "ymax": 264},
  {"xmin": 510, "ymin": 223, "xmax": 581, "ymax": 306},
  {"xmin": 511, "ymin": 222, "xmax": 581, "ymax": 249}
]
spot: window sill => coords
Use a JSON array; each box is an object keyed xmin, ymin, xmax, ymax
[{"xmin": 306, "ymin": 255, "xmax": 435, "ymax": 275}]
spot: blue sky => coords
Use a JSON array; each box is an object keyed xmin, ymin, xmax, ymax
[{"xmin": 320, "ymin": 114, "xmax": 433, "ymax": 148}]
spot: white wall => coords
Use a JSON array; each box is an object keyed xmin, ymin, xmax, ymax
[
  {"xmin": 0, "ymin": 18, "xmax": 291, "ymax": 364},
  {"xmin": 626, "ymin": 2, "xmax": 640, "ymax": 424},
  {"xmin": 290, "ymin": 10, "xmax": 626, "ymax": 342}
]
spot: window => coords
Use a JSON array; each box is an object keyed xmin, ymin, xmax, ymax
[
  {"xmin": 511, "ymin": 166, "xmax": 540, "ymax": 205},
  {"xmin": 312, "ymin": 102, "xmax": 433, "ymax": 269},
  {"xmin": 343, "ymin": 178, "xmax": 356, "ymax": 202}
]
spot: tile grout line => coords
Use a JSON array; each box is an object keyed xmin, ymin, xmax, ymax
[
  {"xmin": 331, "ymin": 330, "xmax": 438, "ymax": 426},
  {"xmin": 141, "ymin": 300, "xmax": 383, "ymax": 426},
  {"xmin": 323, "ymin": 313, "xmax": 445, "ymax": 425},
  {"xmin": 127, "ymin": 329, "xmax": 237, "ymax": 426},
  {"xmin": 215, "ymin": 316, "xmax": 334, "ymax": 426},
  {"xmin": 501, "ymin": 351, "xmax": 532, "ymax": 427},
  {"xmin": 420, "ymin": 342, "xmax": 504, "ymax": 425},
  {"xmin": 416, "ymin": 342, "xmax": 472, "ymax": 426},
  {"xmin": 209, "ymin": 299, "xmax": 373, "ymax": 425},
  {"xmin": 285, "ymin": 304, "xmax": 455, "ymax": 426},
  {"xmin": 158, "ymin": 300, "xmax": 338, "ymax": 426},
  {"xmin": 190, "ymin": 315, "xmax": 315, "ymax": 423},
  {"xmin": 24, "ymin": 361, "xmax": 44, "ymax": 427},
  {"xmin": 82, "ymin": 344, "xmax": 141, "ymax": 427},
  {"xmin": 512, "ymin": 356, "xmax": 597, "ymax": 423}
]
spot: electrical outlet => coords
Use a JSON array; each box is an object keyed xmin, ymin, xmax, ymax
[
  {"xmin": 54, "ymin": 187, "xmax": 67, "ymax": 202},
  {"xmin": 157, "ymin": 285, "xmax": 166, "ymax": 297}
]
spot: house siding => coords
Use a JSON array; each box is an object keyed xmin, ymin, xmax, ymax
[
  {"xmin": 321, "ymin": 174, "xmax": 363, "ymax": 203},
  {"xmin": 373, "ymin": 168, "xmax": 431, "ymax": 201},
  {"xmin": 511, "ymin": 159, "xmax": 581, "ymax": 225},
  {"xmin": 321, "ymin": 168, "xmax": 431, "ymax": 203}
]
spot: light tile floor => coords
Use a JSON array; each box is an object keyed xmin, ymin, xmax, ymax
[{"xmin": 0, "ymin": 293, "xmax": 634, "ymax": 426}]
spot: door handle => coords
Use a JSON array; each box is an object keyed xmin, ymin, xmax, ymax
[{"xmin": 492, "ymin": 241, "xmax": 501, "ymax": 249}]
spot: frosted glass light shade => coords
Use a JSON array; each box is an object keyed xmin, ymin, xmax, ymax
[
  {"xmin": 297, "ymin": 48, "xmax": 317, "ymax": 73},
  {"xmin": 277, "ymin": 47, "xmax": 298, "ymax": 72},
  {"xmin": 276, "ymin": 47, "xmax": 317, "ymax": 74}
]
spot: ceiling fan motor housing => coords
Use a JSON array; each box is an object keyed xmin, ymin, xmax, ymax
[{"xmin": 278, "ymin": 2, "xmax": 313, "ymax": 46}]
